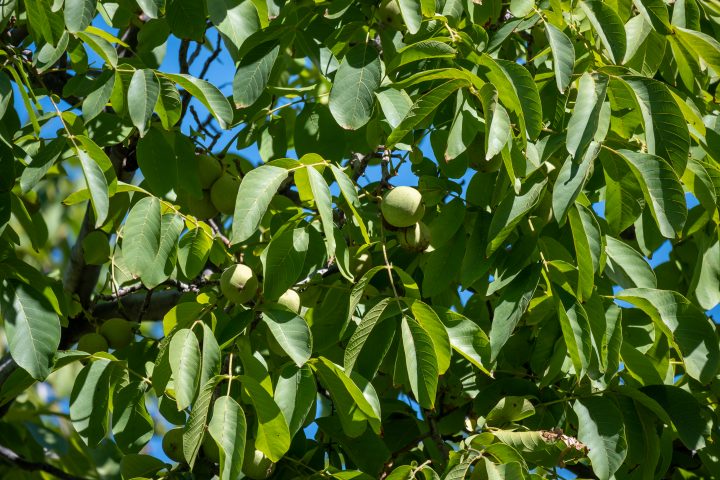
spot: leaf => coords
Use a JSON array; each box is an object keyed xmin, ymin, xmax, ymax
[
  {"xmin": 409, "ymin": 300, "xmax": 451, "ymax": 374},
  {"xmin": 70, "ymin": 359, "xmax": 114, "ymax": 447},
  {"xmin": 580, "ymin": 1, "xmax": 626, "ymax": 64},
  {"xmin": 622, "ymin": 76, "xmax": 690, "ymax": 175},
  {"xmin": 169, "ymin": 328, "xmax": 201, "ymax": 410},
  {"xmin": 178, "ymin": 225, "xmax": 213, "ymax": 279},
  {"xmin": 615, "ymin": 288, "xmax": 720, "ymax": 383},
  {"xmin": 112, "ymin": 382, "xmax": 154, "ymax": 453},
  {"xmin": 128, "ymin": 69, "xmax": 160, "ymax": 136},
  {"xmin": 231, "ymin": 165, "xmax": 288, "ymax": 244},
  {"xmin": 136, "ymin": 0, "xmax": 164, "ymax": 18},
  {"xmin": 640, "ymin": 385, "xmax": 707, "ymax": 450},
  {"xmin": 486, "ymin": 173, "xmax": 547, "ymax": 256},
  {"xmin": 387, "ymin": 39, "xmax": 455, "ymax": 73},
  {"xmin": 568, "ymin": 203, "xmax": 602, "ymax": 301},
  {"xmin": 261, "ymin": 227, "xmax": 309, "ymax": 300},
  {"xmin": 477, "ymin": 84, "xmax": 510, "ymax": 160},
  {"xmin": 162, "ymin": 73, "xmax": 234, "ymax": 129},
  {"xmin": 166, "ymin": 0, "xmax": 206, "ymax": 41},
  {"xmin": 401, "ymin": 315, "xmax": 438, "ymax": 409},
  {"xmin": 344, "ymin": 298, "xmax": 393, "ymax": 374},
  {"xmin": 397, "ymin": 0, "xmax": 423, "ymax": 33},
  {"xmin": 261, "ymin": 308, "xmax": 312, "ymax": 367},
  {"xmin": 439, "ymin": 310, "xmax": 491, "ymax": 376},
  {"xmin": 64, "ymin": 0, "xmax": 95, "ymax": 32},
  {"xmin": 122, "ymin": 196, "xmax": 161, "ymax": 279},
  {"xmin": 566, "ymin": 73, "xmax": 608, "ymax": 160},
  {"xmin": 77, "ymin": 31, "xmax": 119, "ymax": 68},
  {"xmin": 208, "ymin": 396, "xmax": 247, "ymax": 480},
  {"xmin": 613, "ymin": 149, "xmax": 686, "ymax": 238},
  {"xmin": 154, "ymin": 76, "xmax": 182, "ymax": 129},
  {"xmin": 329, "ymin": 43, "xmax": 382, "ymax": 130},
  {"xmin": 4, "ymin": 283, "xmax": 61, "ymax": 380},
  {"xmin": 183, "ymin": 376, "xmax": 223, "ymax": 467},
  {"xmin": 275, "ymin": 364, "xmax": 316, "ymax": 436},
  {"xmin": 310, "ymin": 357, "xmax": 381, "ymax": 437},
  {"xmin": 489, "ymin": 264, "xmax": 541, "ymax": 362},
  {"xmin": 233, "ymin": 43, "xmax": 280, "ymax": 108},
  {"xmin": 674, "ymin": 26, "xmax": 720, "ymax": 73},
  {"xmin": 633, "ymin": 0, "xmax": 671, "ymax": 34},
  {"xmin": 376, "ymin": 88, "xmax": 413, "ymax": 129},
  {"xmin": 240, "ymin": 375, "xmax": 291, "ymax": 462},
  {"xmin": 75, "ymin": 147, "xmax": 111, "ymax": 228},
  {"xmin": 200, "ymin": 322, "xmax": 221, "ymax": 388},
  {"xmin": 306, "ymin": 166, "xmax": 336, "ymax": 257},
  {"xmin": 82, "ymin": 70, "xmax": 115, "ymax": 122},
  {"xmin": 120, "ymin": 454, "xmax": 167, "ymax": 480},
  {"xmin": 555, "ymin": 288, "xmax": 593, "ymax": 377},
  {"xmin": 208, "ymin": 0, "xmax": 260, "ymax": 60},
  {"xmin": 552, "ymin": 142, "xmax": 600, "ymax": 224},
  {"xmin": 387, "ymin": 79, "xmax": 468, "ymax": 147},
  {"xmin": 573, "ymin": 397, "xmax": 627, "ymax": 480},
  {"xmin": 604, "ymin": 236, "xmax": 656, "ymax": 288},
  {"xmin": 544, "ymin": 23, "xmax": 575, "ymax": 93},
  {"xmin": 141, "ymin": 213, "xmax": 183, "ymax": 289}
]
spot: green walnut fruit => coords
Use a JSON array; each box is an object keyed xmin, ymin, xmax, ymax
[
  {"xmin": 377, "ymin": 0, "xmax": 403, "ymax": 29},
  {"xmin": 277, "ymin": 289, "xmax": 301, "ymax": 313},
  {"xmin": 210, "ymin": 173, "xmax": 241, "ymax": 215},
  {"xmin": 398, "ymin": 222, "xmax": 431, "ymax": 252},
  {"xmin": 99, "ymin": 318, "xmax": 135, "ymax": 349},
  {"xmin": 186, "ymin": 191, "xmax": 219, "ymax": 220},
  {"xmin": 243, "ymin": 445, "xmax": 275, "ymax": 479},
  {"xmin": 162, "ymin": 427, "xmax": 186, "ymax": 463},
  {"xmin": 220, "ymin": 264, "xmax": 258, "ymax": 305},
  {"xmin": 381, "ymin": 186, "xmax": 425, "ymax": 228},
  {"xmin": 201, "ymin": 434, "xmax": 220, "ymax": 463},
  {"xmin": 77, "ymin": 332, "xmax": 108, "ymax": 354},
  {"xmin": 198, "ymin": 154, "xmax": 223, "ymax": 189}
]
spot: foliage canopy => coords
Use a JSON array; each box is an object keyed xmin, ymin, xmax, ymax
[{"xmin": 0, "ymin": 0, "xmax": 719, "ymax": 479}]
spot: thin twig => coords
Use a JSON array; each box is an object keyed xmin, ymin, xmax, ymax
[{"xmin": 0, "ymin": 445, "xmax": 89, "ymax": 480}]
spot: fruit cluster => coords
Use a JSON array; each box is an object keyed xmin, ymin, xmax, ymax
[
  {"xmin": 381, "ymin": 186, "xmax": 431, "ymax": 252},
  {"xmin": 220, "ymin": 263, "xmax": 301, "ymax": 312},
  {"xmin": 76, "ymin": 318, "xmax": 136, "ymax": 354},
  {"xmin": 180, "ymin": 154, "xmax": 243, "ymax": 219}
]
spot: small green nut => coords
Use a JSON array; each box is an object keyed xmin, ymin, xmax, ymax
[
  {"xmin": 381, "ymin": 186, "xmax": 425, "ymax": 228},
  {"xmin": 210, "ymin": 173, "xmax": 241, "ymax": 215},
  {"xmin": 220, "ymin": 264, "xmax": 258, "ymax": 305},
  {"xmin": 398, "ymin": 222, "xmax": 431, "ymax": 252},
  {"xmin": 77, "ymin": 333, "xmax": 108, "ymax": 354},
  {"xmin": 99, "ymin": 318, "xmax": 135, "ymax": 349},
  {"xmin": 201, "ymin": 433, "xmax": 220, "ymax": 463},
  {"xmin": 186, "ymin": 191, "xmax": 219, "ymax": 220},
  {"xmin": 243, "ymin": 444, "xmax": 275, "ymax": 479},
  {"xmin": 277, "ymin": 289, "xmax": 301, "ymax": 313},
  {"xmin": 197, "ymin": 154, "xmax": 223, "ymax": 189},
  {"xmin": 377, "ymin": 0, "xmax": 404, "ymax": 29},
  {"xmin": 162, "ymin": 427, "xmax": 186, "ymax": 463}
]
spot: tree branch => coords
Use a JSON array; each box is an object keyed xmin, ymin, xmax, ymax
[{"xmin": 0, "ymin": 445, "xmax": 89, "ymax": 480}]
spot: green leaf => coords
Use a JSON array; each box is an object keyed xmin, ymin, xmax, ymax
[
  {"xmin": 544, "ymin": 23, "xmax": 575, "ymax": 93},
  {"xmin": 82, "ymin": 70, "xmax": 115, "ymax": 122},
  {"xmin": 640, "ymin": 385, "xmax": 707, "ymax": 450},
  {"xmin": 439, "ymin": 309, "xmax": 491, "ymax": 376},
  {"xmin": 555, "ymin": 287, "xmax": 593, "ymax": 377},
  {"xmin": 621, "ymin": 76, "xmax": 690, "ymax": 175},
  {"xmin": 76, "ymin": 31, "xmax": 118, "ymax": 68},
  {"xmin": 311, "ymin": 357, "xmax": 381, "ymax": 437},
  {"xmin": 141, "ymin": 213, "xmax": 183, "ymax": 289},
  {"xmin": 162, "ymin": 73, "xmax": 234, "ymax": 129},
  {"xmin": 409, "ymin": 300, "xmax": 451, "ymax": 374},
  {"xmin": 261, "ymin": 308, "xmax": 312, "ymax": 367},
  {"xmin": 612, "ymin": 148, "xmax": 686, "ymax": 238},
  {"xmin": 573, "ymin": 397, "xmax": 627, "ymax": 480},
  {"xmin": 306, "ymin": 166, "xmax": 336, "ymax": 257},
  {"xmin": 208, "ymin": 396, "xmax": 247, "ymax": 480},
  {"xmin": 552, "ymin": 142, "xmax": 600, "ymax": 224},
  {"xmin": 604, "ymin": 236, "xmax": 656, "ymax": 288},
  {"xmin": 615, "ymin": 288, "xmax": 720, "ymax": 383},
  {"xmin": 261, "ymin": 227, "xmax": 308, "ymax": 300},
  {"xmin": 492, "ymin": 57, "xmax": 544, "ymax": 141},
  {"xmin": 64, "ymin": 0, "xmax": 95, "ymax": 32},
  {"xmin": 566, "ymin": 73, "xmax": 608, "ymax": 160},
  {"xmin": 633, "ymin": 0, "xmax": 671, "ymax": 34},
  {"xmin": 233, "ymin": 43, "xmax": 280, "ymax": 108},
  {"xmin": 579, "ymin": 1, "xmax": 626, "ymax": 64},
  {"xmin": 169, "ymin": 328, "xmax": 201, "ymax": 410},
  {"xmin": 397, "ymin": 0, "xmax": 423, "ymax": 33},
  {"xmin": 376, "ymin": 88, "xmax": 414, "ymax": 129},
  {"xmin": 329, "ymin": 44, "xmax": 382, "ymax": 130},
  {"xmin": 231, "ymin": 165, "xmax": 288, "ymax": 244},
  {"xmin": 275, "ymin": 364, "xmax": 316, "ymax": 436},
  {"xmin": 486, "ymin": 173, "xmax": 547, "ymax": 256},
  {"xmin": 387, "ymin": 39, "xmax": 455, "ymax": 73},
  {"xmin": 240, "ymin": 375, "xmax": 291, "ymax": 462},
  {"xmin": 166, "ymin": 0, "xmax": 206, "ymax": 41},
  {"xmin": 120, "ymin": 454, "xmax": 167, "ymax": 480},
  {"xmin": 4, "ymin": 283, "xmax": 61, "ymax": 381},
  {"xmin": 344, "ymin": 298, "xmax": 394, "ymax": 374},
  {"xmin": 401, "ymin": 315, "xmax": 438, "ymax": 409},
  {"xmin": 568, "ymin": 203, "xmax": 602, "ymax": 301},
  {"xmin": 489, "ymin": 264, "xmax": 541, "ymax": 362},
  {"xmin": 154, "ymin": 76, "xmax": 182, "ymax": 129},
  {"xmin": 477, "ymin": 84, "xmax": 511, "ymax": 160},
  {"xmin": 128, "ymin": 69, "xmax": 160, "ymax": 136},
  {"xmin": 70, "ymin": 359, "xmax": 114, "ymax": 447},
  {"xmin": 200, "ymin": 322, "xmax": 221, "ymax": 388},
  {"xmin": 674, "ymin": 26, "xmax": 720, "ymax": 73},
  {"xmin": 112, "ymin": 382, "xmax": 154, "ymax": 453},
  {"xmin": 136, "ymin": 0, "xmax": 164, "ymax": 18},
  {"xmin": 122, "ymin": 196, "xmax": 160, "ymax": 279},
  {"xmin": 183, "ymin": 376, "xmax": 223, "ymax": 466},
  {"xmin": 387, "ymin": 79, "xmax": 468, "ymax": 147},
  {"xmin": 208, "ymin": 0, "xmax": 259, "ymax": 60},
  {"xmin": 178, "ymin": 224, "xmax": 213, "ymax": 279}
]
